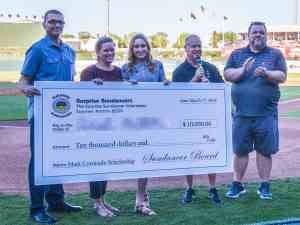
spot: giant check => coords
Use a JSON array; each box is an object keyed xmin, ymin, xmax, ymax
[{"xmin": 34, "ymin": 81, "xmax": 232, "ymax": 185}]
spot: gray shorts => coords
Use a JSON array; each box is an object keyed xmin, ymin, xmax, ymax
[{"xmin": 232, "ymin": 115, "xmax": 279, "ymax": 156}]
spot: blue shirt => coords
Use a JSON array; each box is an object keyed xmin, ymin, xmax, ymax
[
  {"xmin": 225, "ymin": 46, "xmax": 287, "ymax": 117},
  {"xmin": 121, "ymin": 60, "xmax": 165, "ymax": 82},
  {"xmin": 21, "ymin": 36, "xmax": 76, "ymax": 120}
]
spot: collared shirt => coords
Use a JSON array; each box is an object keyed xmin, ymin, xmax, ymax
[
  {"xmin": 21, "ymin": 36, "xmax": 76, "ymax": 120},
  {"xmin": 121, "ymin": 60, "xmax": 165, "ymax": 82},
  {"xmin": 172, "ymin": 59, "xmax": 224, "ymax": 83},
  {"xmin": 225, "ymin": 45, "xmax": 287, "ymax": 117}
]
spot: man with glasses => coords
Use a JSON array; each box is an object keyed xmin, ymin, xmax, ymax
[
  {"xmin": 224, "ymin": 22, "xmax": 287, "ymax": 200},
  {"xmin": 18, "ymin": 9, "xmax": 81, "ymax": 224},
  {"xmin": 172, "ymin": 34, "xmax": 224, "ymax": 205}
]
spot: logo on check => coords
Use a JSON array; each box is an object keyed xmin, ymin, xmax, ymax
[{"xmin": 51, "ymin": 94, "xmax": 72, "ymax": 118}]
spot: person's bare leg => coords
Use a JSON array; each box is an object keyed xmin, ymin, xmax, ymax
[
  {"xmin": 181, "ymin": 175, "xmax": 195, "ymax": 204},
  {"xmin": 186, "ymin": 175, "xmax": 193, "ymax": 189},
  {"xmin": 95, "ymin": 197, "xmax": 114, "ymax": 217},
  {"xmin": 256, "ymin": 152, "xmax": 272, "ymax": 182},
  {"xmin": 208, "ymin": 174, "xmax": 216, "ymax": 188},
  {"xmin": 226, "ymin": 154, "xmax": 249, "ymax": 198},
  {"xmin": 135, "ymin": 178, "xmax": 156, "ymax": 215},
  {"xmin": 137, "ymin": 178, "xmax": 148, "ymax": 201},
  {"xmin": 233, "ymin": 154, "xmax": 249, "ymax": 182},
  {"xmin": 208, "ymin": 173, "xmax": 221, "ymax": 203}
]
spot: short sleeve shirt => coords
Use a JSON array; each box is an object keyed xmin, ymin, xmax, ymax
[
  {"xmin": 224, "ymin": 46, "xmax": 287, "ymax": 116},
  {"xmin": 121, "ymin": 60, "xmax": 165, "ymax": 82},
  {"xmin": 21, "ymin": 36, "xmax": 76, "ymax": 120},
  {"xmin": 172, "ymin": 60, "xmax": 224, "ymax": 83}
]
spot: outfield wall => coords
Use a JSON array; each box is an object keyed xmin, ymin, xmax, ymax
[{"xmin": 0, "ymin": 22, "xmax": 43, "ymax": 48}]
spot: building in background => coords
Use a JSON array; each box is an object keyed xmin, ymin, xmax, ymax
[{"xmin": 236, "ymin": 25, "xmax": 300, "ymax": 59}]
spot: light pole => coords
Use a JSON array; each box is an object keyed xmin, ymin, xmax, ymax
[
  {"xmin": 294, "ymin": 0, "xmax": 298, "ymax": 24},
  {"xmin": 106, "ymin": 0, "xmax": 110, "ymax": 35},
  {"xmin": 221, "ymin": 19, "xmax": 225, "ymax": 47},
  {"xmin": 221, "ymin": 16, "xmax": 228, "ymax": 47}
]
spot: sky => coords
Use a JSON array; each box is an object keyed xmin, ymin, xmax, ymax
[{"xmin": 1, "ymin": 0, "xmax": 299, "ymax": 44}]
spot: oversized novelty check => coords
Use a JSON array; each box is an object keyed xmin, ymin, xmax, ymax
[{"xmin": 34, "ymin": 81, "xmax": 232, "ymax": 185}]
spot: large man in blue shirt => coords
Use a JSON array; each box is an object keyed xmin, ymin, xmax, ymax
[
  {"xmin": 224, "ymin": 22, "xmax": 287, "ymax": 200},
  {"xmin": 18, "ymin": 9, "xmax": 81, "ymax": 224}
]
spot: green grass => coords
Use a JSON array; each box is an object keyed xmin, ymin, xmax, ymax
[
  {"xmin": 280, "ymin": 86, "xmax": 300, "ymax": 101},
  {"xmin": 0, "ymin": 95, "xmax": 27, "ymax": 120},
  {"xmin": 0, "ymin": 70, "xmax": 81, "ymax": 82},
  {"xmin": 281, "ymin": 110, "xmax": 300, "ymax": 119},
  {"xmin": 1, "ymin": 179, "xmax": 300, "ymax": 225},
  {"xmin": 0, "ymin": 81, "xmax": 17, "ymax": 88}
]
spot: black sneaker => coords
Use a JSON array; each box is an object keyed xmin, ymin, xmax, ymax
[
  {"xmin": 181, "ymin": 188, "xmax": 195, "ymax": 204},
  {"xmin": 47, "ymin": 202, "xmax": 82, "ymax": 213},
  {"xmin": 226, "ymin": 181, "xmax": 246, "ymax": 199},
  {"xmin": 257, "ymin": 182, "xmax": 272, "ymax": 200},
  {"xmin": 208, "ymin": 188, "xmax": 221, "ymax": 204},
  {"xmin": 31, "ymin": 210, "xmax": 57, "ymax": 224}
]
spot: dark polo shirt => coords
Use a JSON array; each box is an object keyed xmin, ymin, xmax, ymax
[
  {"xmin": 172, "ymin": 60, "xmax": 224, "ymax": 83},
  {"xmin": 225, "ymin": 46, "xmax": 287, "ymax": 117}
]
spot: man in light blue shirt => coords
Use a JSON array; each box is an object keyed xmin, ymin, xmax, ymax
[{"xmin": 18, "ymin": 9, "xmax": 81, "ymax": 224}]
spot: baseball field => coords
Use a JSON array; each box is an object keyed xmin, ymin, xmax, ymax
[{"xmin": 0, "ymin": 81, "xmax": 300, "ymax": 225}]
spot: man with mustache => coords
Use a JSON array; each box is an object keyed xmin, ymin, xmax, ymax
[
  {"xmin": 18, "ymin": 9, "xmax": 82, "ymax": 224},
  {"xmin": 224, "ymin": 22, "xmax": 287, "ymax": 200}
]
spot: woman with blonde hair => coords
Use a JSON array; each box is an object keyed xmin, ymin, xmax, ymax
[{"xmin": 122, "ymin": 33, "xmax": 168, "ymax": 216}]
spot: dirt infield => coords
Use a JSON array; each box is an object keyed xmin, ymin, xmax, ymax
[
  {"xmin": 0, "ymin": 87, "xmax": 22, "ymax": 96},
  {"xmin": 0, "ymin": 100, "xmax": 299, "ymax": 195}
]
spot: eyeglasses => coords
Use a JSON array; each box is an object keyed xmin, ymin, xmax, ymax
[
  {"xmin": 47, "ymin": 20, "xmax": 65, "ymax": 25},
  {"xmin": 133, "ymin": 44, "xmax": 147, "ymax": 48}
]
